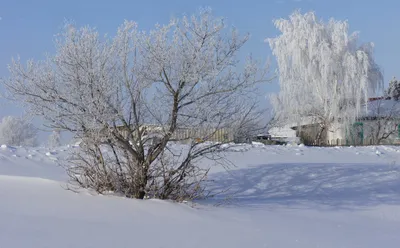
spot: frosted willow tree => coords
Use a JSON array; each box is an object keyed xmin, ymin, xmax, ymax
[
  {"xmin": 2, "ymin": 9, "xmax": 269, "ymax": 200},
  {"xmin": 267, "ymin": 10, "xmax": 383, "ymax": 144}
]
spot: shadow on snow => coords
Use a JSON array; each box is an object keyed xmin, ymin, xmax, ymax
[{"xmin": 201, "ymin": 163, "xmax": 400, "ymax": 210}]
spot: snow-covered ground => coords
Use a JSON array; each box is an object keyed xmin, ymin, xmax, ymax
[{"xmin": 1, "ymin": 143, "xmax": 400, "ymax": 247}]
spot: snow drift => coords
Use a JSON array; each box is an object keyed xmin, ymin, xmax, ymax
[{"xmin": 1, "ymin": 144, "xmax": 400, "ymax": 247}]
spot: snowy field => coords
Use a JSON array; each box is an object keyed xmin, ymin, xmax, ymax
[{"xmin": 1, "ymin": 143, "xmax": 400, "ymax": 247}]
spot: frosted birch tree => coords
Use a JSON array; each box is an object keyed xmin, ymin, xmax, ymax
[
  {"xmin": 0, "ymin": 116, "xmax": 38, "ymax": 147},
  {"xmin": 267, "ymin": 10, "xmax": 384, "ymax": 144},
  {"xmin": 2, "ymin": 9, "xmax": 269, "ymax": 199}
]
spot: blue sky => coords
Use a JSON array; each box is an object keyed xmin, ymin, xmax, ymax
[{"xmin": 0, "ymin": 0, "xmax": 399, "ymax": 142}]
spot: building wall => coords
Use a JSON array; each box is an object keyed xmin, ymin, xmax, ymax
[
  {"xmin": 327, "ymin": 122, "xmax": 346, "ymax": 142},
  {"xmin": 295, "ymin": 124, "xmax": 328, "ymax": 145},
  {"xmin": 325, "ymin": 120, "xmax": 400, "ymax": 145}
]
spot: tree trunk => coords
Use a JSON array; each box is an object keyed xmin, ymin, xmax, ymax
[
  {"xmin": 134, "ymin": 162, "xmax": 149, "ymax": 199},
  {"xmin": 136, "ymin": 190, "xmax": 146, "ymax": 199},
  {"xmin": 315, "ymin": 125, "xmax": 326, "ymax": 146}
]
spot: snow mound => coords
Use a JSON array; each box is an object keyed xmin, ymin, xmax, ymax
[{"xmin": 0, "ymin": 144, "xmax": 400, "ymax": 247}]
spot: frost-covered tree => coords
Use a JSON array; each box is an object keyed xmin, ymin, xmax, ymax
[
  {"xmin": 267, "ymin": 10, "xmax": 383, "ymax": 143},
  {"xmin": 48, "ymin": 130, "xmax": 61, "ymax": 148},
  {"xmin": 0, "ymin": 116, "xmax": 37, "ymax": 146},
  {"xmin": 2, "ymin": 9, "xmax": 269, "ymax": 199},
  {"xmin": 385, "ymin": 77, "xmax": 400, "ymax": 101}
]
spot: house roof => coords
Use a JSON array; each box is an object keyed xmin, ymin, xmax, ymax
[
  {"xmin": 359, "ymin": 99, "xmax": 400, "ymax": 119},
  {"xmin": 272, "ymin": 98, "xmax": 400, "ymax": 130},
  {"xmin": 268, "ymin": 126, "xmax": 297, "ymax": 138}
]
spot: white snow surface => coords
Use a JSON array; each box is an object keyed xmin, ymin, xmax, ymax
[{"xmin": 1, "ymin": 143, "xmax": 400, "ymax": 247}]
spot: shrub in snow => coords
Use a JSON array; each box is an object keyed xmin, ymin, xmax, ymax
[
  {"xmin": 2, "ymin": 9, "xmax": 269, "ymax": 200},
  {"xmin": 0, "ymin": 116, "xmax": 37, "ymax": 147}
]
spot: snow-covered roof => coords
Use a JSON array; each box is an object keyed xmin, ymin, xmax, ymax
[
  {"xmin": 268, "ymin": 126, "xmax": 296, "ymax": 138},
  {"xmin": 270, "ymin": 116, "xmax": 319, "ymax": 130},
  {"xmin": 271, "ymin": 100, "xmax": 400, "ymax": 130},
  {"xmin": 360, "ymin": 99, "xmax": 400, "ymax": 119}
]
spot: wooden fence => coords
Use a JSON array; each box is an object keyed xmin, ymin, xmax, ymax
[
  {"xmin": 308, "ymin": 138, "xmax": 400, "ymax": 147},
  {"xmin": 171, "ymin": 128, "xmax": 234, "ymax": 143}
]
